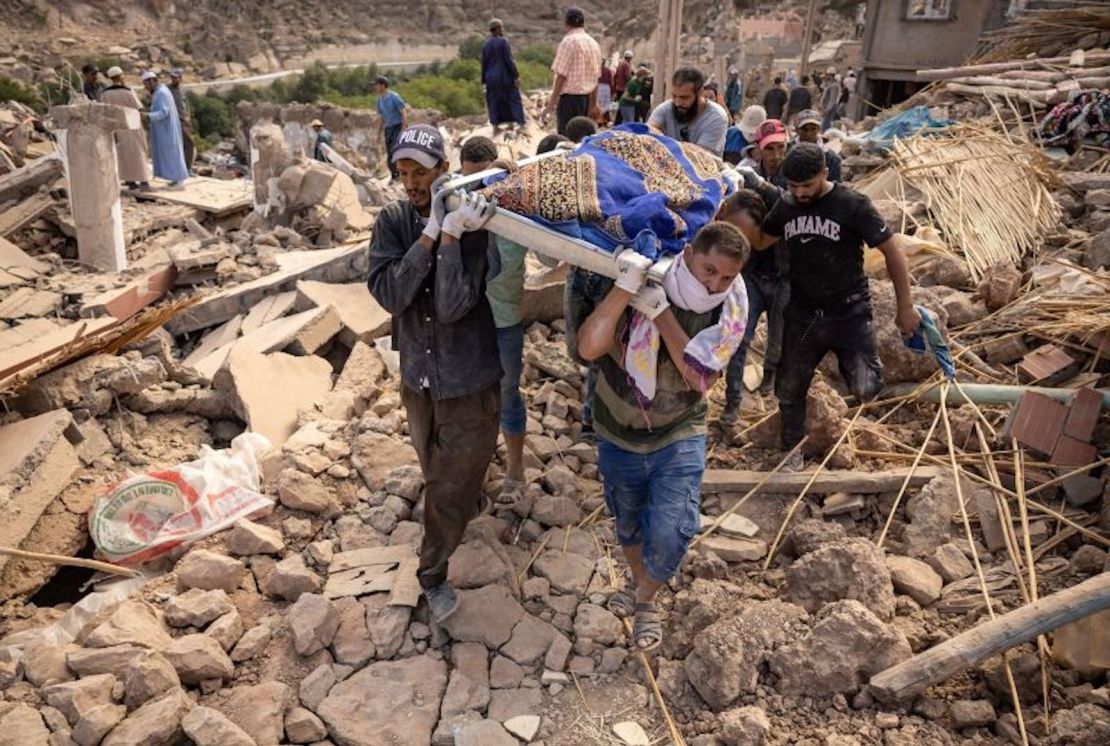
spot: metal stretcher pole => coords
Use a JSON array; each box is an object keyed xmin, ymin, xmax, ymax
[{"xmin": 440, "ymin": 175, "xmax": 674, "ymax": 282}]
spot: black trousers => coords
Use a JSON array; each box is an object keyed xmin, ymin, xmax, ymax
[
  {"xmin": 557, "ymin": 93, "xmax": 590, "ymax": 135},
  {"xmin": 776, "ymin": 299, "xmax": 883, "ymax": 449},
  {"xmin": 402, "ymin": 382, "xmax": 501, "ymax": 590}
]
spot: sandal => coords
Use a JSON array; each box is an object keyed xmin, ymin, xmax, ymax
[
  {"xmin": 632, "ymin": 602, "xmax": 663, "ymax": 653},
  {"xmin": 607, "ymin": 580, "xmax": 637, "ymax": 619},
  {"xmin": 498, "ymin": 477, "xmax": 525, "ymax": 505}
]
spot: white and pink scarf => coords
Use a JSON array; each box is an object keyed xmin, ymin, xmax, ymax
[{"xmin": 624, "ymin": 253, "xmax": 749, "ymax": 403}]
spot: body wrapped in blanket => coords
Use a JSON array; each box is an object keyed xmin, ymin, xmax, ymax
[
  {"xmin": 478, "ymin": 124, "xmax": 748, "ymax": 402},
  {"xmin": 481, "ymin": 123, "xmax": 733, "ymax": 259}
]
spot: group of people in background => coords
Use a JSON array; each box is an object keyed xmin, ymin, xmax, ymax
[{"xmin": 80, "ymin": 63, "xmax": 193, "ymax": 189}]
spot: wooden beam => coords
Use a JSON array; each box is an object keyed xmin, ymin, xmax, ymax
[
  {"xmin": 0, "ymin": 192, "xmax": 54, "ymax": 237},
  {"xmin": 869, "ymin": 572, "xmax": 1110, "ymax": 703},
  {"xmin": 0, "ymin": 154, "xmax": 62, "ymax": 205},
  {"xmin": 701, "ymin": 466, "xmax": 942, "ymax": 494}
]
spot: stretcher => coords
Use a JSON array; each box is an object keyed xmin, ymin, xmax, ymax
[{"xmin": 439, "ymin": 151, "xmax": 675, "ymax": 283}]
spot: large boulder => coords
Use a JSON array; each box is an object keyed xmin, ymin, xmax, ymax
[
  {"xmin": 683, "ymin": 600, "xmax": 808, "ymax": 710},
  {"xmin": 769, "ymin": 600, "xmax": 912, "ymax": 697},
  {"xmin": 785, "ymin": 538, "xmax": 896, "ymax": 620},
  {"xmin": 317, "ymin": 655, "xmax": 447, "ymax": 746}
]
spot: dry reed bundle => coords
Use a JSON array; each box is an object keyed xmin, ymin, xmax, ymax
[
  {"xmin": 0, "ymin": 297, "xmax": 197, "ymax": 398},
  {"xmin": 976, "ymin": 5, "xmax": 1110, "ymax": 62},
  {"xmin": 891, "ymin": 126, "xmax": 1061, "ymax": 281}
]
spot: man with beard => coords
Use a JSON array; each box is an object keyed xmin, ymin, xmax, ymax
[
  {"xmin": 367, "ymin": 124, "xmax": 503, "ymax": 622},
  {"xmin": 749, "ymin": 144, "xmax": 920, "ymax": 470},
  {"xmin": 648, "ymin": 67, "xmax": 728, "ymax": 156}
]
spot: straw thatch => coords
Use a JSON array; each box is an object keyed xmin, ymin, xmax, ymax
[
  {"xmin": 890, "ymin": 125, "xmax": 1061, "ymax": 281},
  {"xmin": 975, "ymin": 5, "xmax": 1110, "ymax": 62}
]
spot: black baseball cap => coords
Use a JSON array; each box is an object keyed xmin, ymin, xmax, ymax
[{"xmin": 391, "ymin": 124, "xmax": 447, "ymax": 168}]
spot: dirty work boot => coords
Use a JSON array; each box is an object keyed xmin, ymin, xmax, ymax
[
  {"xmin": 781, "ymin": 448, "xmax": 805, "ymax": 473},
  {"xmin": 759, "ymin": 367, "xmax": 776, "ymax": 395},
  {"xmin": 718, "ymin": 403, "xmax": 740, "ymax": 427},
  {"xmin": 424, "ymin": 582, "xmax": 460, "ymax": 623}
]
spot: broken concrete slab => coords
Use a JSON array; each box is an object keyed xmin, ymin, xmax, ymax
[
  {"xmin": 194, "ymin": 306, "xmax": 342, "ymax": 380},
  {"xmin": 166, "ymin": 244, "xmax": 365, "ymax": 335},
  {"xmin": 0, "ymin": 192, "xmax": 54, "ymax": 237},
  {"xmin": 0, "ymin": 235, "xmax": 48, "ymax": 287},
  {"xmin": 240, "ymin": 291, "xmax": 297, "ymax": 335},
  {"xmin": 294, "ymin": 280, "xmax": 391, "ymax": 345},
  {"xmin": 0, "ymin": 286, "xmax": 61, "ymax": 320},
  {"xmin": 133, "ymin": 176, "xmax": 252, "ymax": 216},
  {"xmin": 215, "ymin": 349, "xmax": 333, "ymax": 448},
  {"xmin": 0, "ymin": 152, "xmax": 62, "ymax": 205},
  {"xmin": 0, "ymin": 409, "xmax": 81, "ymax": 579},
  {"xmin": 183, "ymin": 317, "xmax": 244, "ymax": 369}
]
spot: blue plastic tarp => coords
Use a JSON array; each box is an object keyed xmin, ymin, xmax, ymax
[{"xmin": 860, "ymin": 106, "xmax": 954, "ymax": 152}]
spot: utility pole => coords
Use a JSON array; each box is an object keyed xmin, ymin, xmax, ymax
[
  {"xmin": 654, "ymin": 0, "xmax": 683, "ymax": 106},
  {"xmin": 799, "ymin": 0, "xmax": 818, "ymax": 78}
]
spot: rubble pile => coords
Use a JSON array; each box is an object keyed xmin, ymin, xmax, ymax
[{"xmin": 1, "ymin": 45, "xmax": 1110, "ymax": 746}]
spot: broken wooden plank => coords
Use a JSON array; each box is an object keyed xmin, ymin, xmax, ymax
[
  {"xmin": 0, "ymin": 410, "xmax": 81, "ymax": 580},
  {"xmin": 870, "ymin": 572, "xmax": 1110, "ymax": 703},
  {"xmin": 0, "ymin": 318, "xmax": 117, "ymax": 383},
  {"xmin": 329, "ymin": 544, "xmax": 414, "ymax": 574},
  {"xmin": 133, "ymin": 176, "xmax": 252, "ymax": 216},
  {"xmin": 323, "ymin": 566, "xmax": 396, "ymax": 599},
  {"xmin": 166, "ymin": 244, "xmax": 364, "ymax": 335},
  {"xmin": 388, "ymin": 556, "xmax": 422, "ymax": 607},
  {"xmin": 0, "ymin": 192, "xmax": 54, "ymax": 237},
  {"xmin": 700, "ymin": 467, "xmax": 942, "ymax": 495},
  {"xmin": 294, "ymin": 280, "xmax": 391, "ymax": 345}
]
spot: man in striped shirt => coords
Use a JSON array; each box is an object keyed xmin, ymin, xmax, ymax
[{"xmin": 543, "ymin": 7, "xmax": 602, "ymax": 136}]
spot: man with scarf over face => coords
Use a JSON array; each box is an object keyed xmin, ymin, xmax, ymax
[{"xmin": 576, "ymin": 223, "xmax": 750, "ymax": 653}]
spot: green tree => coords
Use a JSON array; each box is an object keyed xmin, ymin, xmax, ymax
[
  {"xmin": 0, "ymin": 76, "xmax": 40, "ymax": 109},
  {"xmin": 458, "ymin": 34, "xmax": 485, "ymax": 61},
  {"xmin": 189, "ymin": 92, "xmax": 234, "ymax": 139}
]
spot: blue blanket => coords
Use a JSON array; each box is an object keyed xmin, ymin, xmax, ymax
[{"xmin": 483, "ymin": 123, "xmax": 732, "ymax": 259}]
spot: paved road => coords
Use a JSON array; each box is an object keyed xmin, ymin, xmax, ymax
[{"xmin": 183, "ymin": 59, "xmax": 443, "ymax": 95}]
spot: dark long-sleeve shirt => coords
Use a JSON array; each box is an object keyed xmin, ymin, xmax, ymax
[
  {"xmin": 367, "ymin": 200, "xmax": 502, "ymax": 400},
  {"xmin": 481, "ymin": 35, "xmax": 519, "ymax": 90}
]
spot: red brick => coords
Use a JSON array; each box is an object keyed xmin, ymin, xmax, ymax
[
  {"xmin": 1003, "ymin": 392, "xmax": 1067, "ymax": 456},
  {"xmin": 1063, "ymin": 387, "xmax": 1102, "ymax": 442},
  {"xmin": 1051, "ymin": 435, "xmax": 1097, "ymax": 467},
  {"xmin": 1017, "ymin": 344, "xmax": 1075, "ymax": 383}
]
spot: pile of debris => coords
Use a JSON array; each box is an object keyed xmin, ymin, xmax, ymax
[{"xmin": 0, "ymin": 68, "xmax": 1108, "ymax": 746}]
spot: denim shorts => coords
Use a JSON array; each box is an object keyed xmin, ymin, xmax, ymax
[
  {"xmin": 496, "ymin": 323, "xmax": 526, "ymax": 436},
  {"xmin": 598, "ymin": 435, "xmax": 706, "ymax": 583}
]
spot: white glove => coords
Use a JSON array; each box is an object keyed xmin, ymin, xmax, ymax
[
  {"xmin": 423, "ymin": 175, "xmax": 452, "ymax": 241},
  {"xmin": 614, "ymin": 249, "xmax": 652, "ymax": 294},
  {"xmin": 629, "ymin": 284, "xmax": 669, "ymax": 319},
  {"xmin": 736, "ymin": 165, "xmax": 765, "ymax": 190},
  {"xmin": 442, "ymin": 192, "xmax": 496, "ymax": 239}
]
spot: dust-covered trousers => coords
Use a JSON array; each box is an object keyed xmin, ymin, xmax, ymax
[{"xmin": 776, "ymin": 297, "xmax": 883, "ymax": 449}]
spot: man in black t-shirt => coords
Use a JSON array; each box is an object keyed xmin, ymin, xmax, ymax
[
  {"xmin": 783, "ymin": 74, "xmax": 813, "ymax": 124},
  {"xmin": 752, "ymin": 144, "xmax": 920, "ymax": 469}
]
